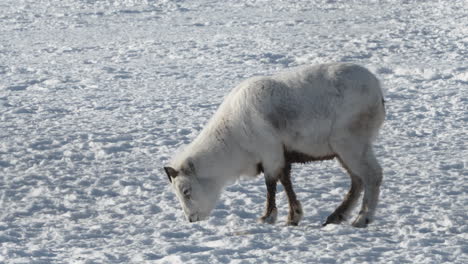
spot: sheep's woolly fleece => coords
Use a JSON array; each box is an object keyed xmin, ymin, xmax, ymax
[{"xmin": 0, "ymin": 0, "xmax": 466, "ymax": 263}]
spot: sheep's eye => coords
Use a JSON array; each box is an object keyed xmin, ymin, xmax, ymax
[{"xmin": 182, "ymin": 188, "xmax": 191, "ymax": 199}]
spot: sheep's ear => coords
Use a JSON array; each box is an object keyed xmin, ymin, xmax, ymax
[
  {"xmin": 186, "ymin": 158, "xmax": 196, "ymax": 174},
  {"xmin": 164, "ymin": 167, "xmax": 178, "ymax": 183}
]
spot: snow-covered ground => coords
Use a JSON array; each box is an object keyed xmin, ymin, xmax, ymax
[{"xmin": 1, "ymin": 0, "xmax": 467, "ymax": 263}]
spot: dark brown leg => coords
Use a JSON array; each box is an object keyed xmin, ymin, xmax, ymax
[
  {"xmin": 323, "ymin": 158, "xmax": 364, "ymax": 226},
  {"xmin": 279, "ymin": 163, "xmax": 303, "ymax": 226},
  {"xmin": 259, "ymin": 176, "xmax": 278, "ymax": 224}
]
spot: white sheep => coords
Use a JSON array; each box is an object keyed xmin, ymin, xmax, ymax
[{"xmin": 164, "ymin": 62, "xmax": 385, "ymax": 227}]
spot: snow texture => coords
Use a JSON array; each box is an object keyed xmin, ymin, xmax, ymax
[{"xmin": 0, "ymin": 0, "xmax": 467, "ymax": 263}]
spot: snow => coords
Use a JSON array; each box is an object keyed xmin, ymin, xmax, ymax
[{"xmin": 0, "ymin": 0, "xmax": 467, "ymax": 263}]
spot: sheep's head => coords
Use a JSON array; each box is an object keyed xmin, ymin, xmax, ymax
[{"xmin": 164, "ymin": 161, "xmax": 221, "ymax": 222}]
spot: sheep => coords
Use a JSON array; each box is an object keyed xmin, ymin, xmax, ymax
[{"xmin": 164, "ymin": 62, "xmax": 385, "ymax": 227}]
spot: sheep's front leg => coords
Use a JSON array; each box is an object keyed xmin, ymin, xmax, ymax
[
  {"xmin": 279, "ymin": 163, "xmax": 303, "ymax": 226},
  {"xmin": 259, "ymin": 176, "xmax": 278, "ymax": 224}
]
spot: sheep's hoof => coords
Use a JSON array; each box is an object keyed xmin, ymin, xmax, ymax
[
  {"xmin": 287, "ymin": 204, "xmax": 303, "ymax": 226},
  {"xmin": 322, "ymin": 212, "xmax": 345, "ymax": 226},
  {"xmin": 352, "ymin": 215, "xmax": 370, "ymax": 228},
  {"xmin": 258, "ymin": 208, "xmax": 277, "ymax": 224},
  {"xmin": 286, "ymin": 219, "xmax": 300, "ymax": 226}
]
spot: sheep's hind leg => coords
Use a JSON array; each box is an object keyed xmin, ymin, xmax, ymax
[
  {"xmin": 351, "ymin": 147, "xmax": 382, "ymax": 228},
  {"xmin": 323, "ymin": 169, "xmax": 363, "ymax": 226},
  {"xmin": 258, "ymin": 175, "xmax": 278, "ymax": 224},
  {"xmin": 332, "ymin": 142, "xmax": 383, "ymax": 228},
  {"xmin": 279, "ymin": 163, "xmax": 303, "ymax": 226}
]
